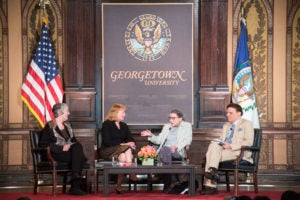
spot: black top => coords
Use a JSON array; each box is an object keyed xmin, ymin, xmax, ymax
[
  {"xmin": 39, "ymin": 122, "xmax": 77, "ymax": 154},
  {"xmin": 101, "ymin": 120, "xmax": 134, "ymax": 149}
]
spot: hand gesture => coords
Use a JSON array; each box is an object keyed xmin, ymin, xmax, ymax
[{"xmin": 141, "ymin": 129, "xmax": 152, "ymax": 136}]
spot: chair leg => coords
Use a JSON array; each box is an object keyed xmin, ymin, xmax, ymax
[
  {"xmin": 201, "ymin": 169, "xmax": 205, "ymax": 190},
  {"xmin": 134, "ymin": 182, "xmax": 137, "ymax": 192},
  {"xmin": 253, "ymin": 172, "xmax": 258, "ymax": 193},
  {"xmin": 147, "ymin": 174, "xmax": 153, "ymax": 192},
  {"xmin": 85, "ymin": 169, "xmax": 91, "ymax": 193},
  {"xmin": 234, "ymin": 170, "xmax": 239, "ymax": 196},
  {"xmin": 128, "ymin": 181, "xmax": 132, "ymax": 191},
  {"xmin": 62, "ymin": 172, "xmax": 68, "ymax": 193},
  {"xmin": 34, "ymin": 174, "xmax": 38, "ymax": 194},
  {"xmin": 225, "ymin": 172, "xmax": 230, "ymax": 192},
  {"xmin": 94, "ymin": 169, "xmax": 98, "ymax": 193},
  {"xmin": 52, "ymin": 171, "xmax": 57, "ymax": 196}
]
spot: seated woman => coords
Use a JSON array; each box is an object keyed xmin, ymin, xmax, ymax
[
  {"xmin": 99, "ymin": 103, "xmax": 138, "ymax": 194},
  {"xmin": 39, "ymin": 103, "xmax": 87, "ymax": 195},
  {"xmin": 141, "ymin": 109, "xmax": 193, "ymax": 193}
]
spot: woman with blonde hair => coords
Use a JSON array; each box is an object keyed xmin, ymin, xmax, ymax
[{"xmin": 99, "ymin": 103, "xmax": 138, "ymax": 193}]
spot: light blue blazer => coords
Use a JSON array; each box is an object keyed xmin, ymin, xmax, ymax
[{"xmin": 148, "ymin": 121, "xmax": 193, "ymax": 158}]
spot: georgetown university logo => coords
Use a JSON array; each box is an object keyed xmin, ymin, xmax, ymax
[{"xmin": 125, "ymin": 14, "xmax": 172, "ymax": 61}]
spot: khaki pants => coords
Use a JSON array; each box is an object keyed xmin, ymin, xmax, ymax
[{"xmin": 204, "ymin": 142, "xmax": 237, "ymax": 188}]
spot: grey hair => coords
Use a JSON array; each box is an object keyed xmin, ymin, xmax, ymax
[
  {"xmin": 170, "ymin": 109, "xmax": 184, "ymax": 120},
  {"xmin": 52, "ymin": 103, "xmax": 68, "ymax": 118}
]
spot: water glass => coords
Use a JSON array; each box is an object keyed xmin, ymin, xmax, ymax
[
  {"xmin": 132, "ymin": 157, "xmax": 138, "ymax": 167},
  {"xmin": 182, "ymin": 158, "xmax": 190, "ymax": 165},
  {"xmin": 112, "ymin": 156, "xmax": 118, "ymax": 167},
  {"xmin": 157, "ymin": 157, "xmax": 163, "ymax": 166}
]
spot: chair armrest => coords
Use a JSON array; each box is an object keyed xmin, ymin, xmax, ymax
[
  {"xmin": 234, "ymin": 145, "xmax": 259, "ymax": 164},
  {"xmin": 32, "ymin": 146, "xmax": 57, "ymax": 165},
  {"xmin": 185, "ymin": 145, "xmax": 190, "ymax": 160},
  {"xmin": 45, "ymin": 147, "xmax": 57, "ymax": 165},
  {"xmin": 94, "ymin": 145, "xmax": 98, "ymax": 163},
  {"xmin": 241, "ymin": 146, "xmax": 260, "ymax": 151},
  {"xmin": 32, "ymin": 147, "xmax": 48, "ymax": 154}
]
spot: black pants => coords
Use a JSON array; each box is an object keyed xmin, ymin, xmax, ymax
[
  {"xmin": 51, "ymin": 143, "xmax": 85, "ymax": 176},
  {"xmin": 159, "ymin": 146, "xmax": 182, "ymax": 191}
]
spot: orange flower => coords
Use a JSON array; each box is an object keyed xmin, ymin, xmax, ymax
[{"xmin": 138, "ymin": 145, "xmax": 157, "ymax": 161}]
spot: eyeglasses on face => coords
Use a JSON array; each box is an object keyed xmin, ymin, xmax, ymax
[{"xmin": 168, "ymin": 117, "xmax": 179, "ymax": 120}]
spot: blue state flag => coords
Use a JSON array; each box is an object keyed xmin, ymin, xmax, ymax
[{"xmin": 232, "ymin": 19, "xmax": 260, "ymax": 129}]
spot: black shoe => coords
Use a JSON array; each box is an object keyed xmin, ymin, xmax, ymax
[
  {"xmin": 204, "ymin": 167, "xmax": 219, "ymax": 181},
  {"xmin": 200, "ymin": 186, "xmax": 218, "ymax": 195},
  {"xmin": 163, "ymin": 183, "xmax": 174, "ymax": 194},
  {"xmin": 150, "ymin": 174, "xmax": 160, "ymax": 182},
  {"xmin": 69, "ymin": 187, "xmax": 87, "ymax": 195}
]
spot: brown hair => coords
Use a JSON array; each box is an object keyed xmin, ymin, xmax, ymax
[{"xmin": 105, "ymin": 103, "xmax": 126, "ymax": 121}]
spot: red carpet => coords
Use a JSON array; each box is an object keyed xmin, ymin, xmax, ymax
[{"xmin": 0, "ymin": 190, "xmax": 282, "ymax": 200}]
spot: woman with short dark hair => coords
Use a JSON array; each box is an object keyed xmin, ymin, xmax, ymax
[{"xmin": 39, "ymin": 103, "xmax": 87, "ymax": 195}]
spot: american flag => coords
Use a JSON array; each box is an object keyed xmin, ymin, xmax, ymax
[{"xmin": 21, "ymin": 22, "xmax": 64, "ymax": 127}]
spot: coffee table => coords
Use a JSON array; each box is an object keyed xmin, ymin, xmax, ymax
[{"xmin": 97, "ymin": 163, "xmax": 196, "ymax": 196}]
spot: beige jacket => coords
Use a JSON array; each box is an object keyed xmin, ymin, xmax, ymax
[{"xmin": 221, "ymin": 118, "xmax": 254, "ymax": 163}]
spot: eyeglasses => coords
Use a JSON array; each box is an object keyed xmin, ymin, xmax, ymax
[{"xmin": 168, "ymin": 117, "xmax": 179, "ymax": 120}]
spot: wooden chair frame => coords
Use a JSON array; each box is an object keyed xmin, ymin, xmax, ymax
[
  {"xmin": 30, "ymin": 130, "xmax": 90, "ymax": 196},
  {"xmin": 201, "ymin": 129, "xmax": 262, "ymax": 196}
]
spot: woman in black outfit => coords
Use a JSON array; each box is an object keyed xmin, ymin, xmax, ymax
[
  {"xmin": 99, "ymin": 103, "xmax": 138, "ymax": 193},
  {"xmin": 39, "ymin": 103, "xmax": 86, "ymax": 195}
]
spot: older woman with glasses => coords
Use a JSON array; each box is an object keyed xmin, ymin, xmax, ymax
[{"xmin": 141, "ymin": 109, "xmax": 192, "ymax": 193}]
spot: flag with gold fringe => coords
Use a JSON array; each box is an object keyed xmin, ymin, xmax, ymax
[
  {"xmin": 21, "ymin": 21, "xmax": 64, "ymax": 127},
  {"xmin": 232, "ymin": 19, "xmax": 260, "ymax": 128}
]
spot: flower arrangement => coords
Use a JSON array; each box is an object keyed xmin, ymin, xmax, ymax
[{"xmin": 137, "ymin": 145, "xmax": 157, "ymax": 161}]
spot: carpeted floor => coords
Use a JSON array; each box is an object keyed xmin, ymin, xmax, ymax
[{"xmin": 0, "ymin": 190, "xmax": 283, "ymax": 200}]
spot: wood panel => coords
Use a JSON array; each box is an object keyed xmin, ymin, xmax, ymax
[
  {"xmin": 198, "ymin": 0, "xmax": 229, "ymax": 127},
  {"xmin": 199, "ymin": 0, "xmax": 228, "ymax": 89},
  {"xmin": 64, "ymin": 0, "xmax": 95, "ymax": 88},
  {"xmin": 198, "ymin": 90, "xmax": 231, "ymax": 128},
  {"xmin": 64, "ymin": 89, "xmax": 96, "ymax": 128}
]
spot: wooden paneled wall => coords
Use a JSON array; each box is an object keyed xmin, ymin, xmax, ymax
[{"xmin": 62, "ymin": 0, "xmax": 230, "ymax": 128}]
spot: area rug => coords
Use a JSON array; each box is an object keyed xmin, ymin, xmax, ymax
[{"xmin": 0, "ymin": 190, "xmax": 283, "ymax": 200}]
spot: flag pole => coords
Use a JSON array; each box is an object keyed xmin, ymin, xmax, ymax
[
  {"xmin": 241, "ymin": 0, "xmax": 246, "ymax": 25},
  {"xmin": 38, "ymin": 0, "xmax": 50, "ymax": 23},
  {"xmin": 241, "ymin": 0, "xmax": 244, "ymax": 19}
]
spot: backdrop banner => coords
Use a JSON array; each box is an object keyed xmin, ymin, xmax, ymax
[{"xmin": 102, "ymin": 3, "xmax": 194, "ymax": 125}]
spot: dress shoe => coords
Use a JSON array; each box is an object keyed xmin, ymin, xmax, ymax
[
  {"xmin": 163, "ymin": 183, "xmax": 174, "ymax": 194},
  {"xmin": 69, "ymin": 187, "xmax": 87, "ymax": 195},
  {"xmin": 150, "ymin": 174, "xmax": 160, "ymax": 182},
  {"xmin": 204, "ymin": 167, "xmax": 219, "ymax": 181},
  {"xmin": 115, "ymin": 186, "xmax": 122, "ymax": 194},
  {"xmin": 200, "ymin": 186, "xmax": 218, "ymax": 195}
]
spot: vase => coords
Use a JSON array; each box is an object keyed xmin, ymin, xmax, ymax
[{"xmin": 142, "ymin": 158, "xmax": 154, "ymax": 166}]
